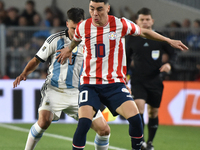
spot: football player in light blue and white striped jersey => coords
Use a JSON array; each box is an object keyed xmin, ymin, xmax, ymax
[{"xmin": 13, "ymin": 8, "xmax": 110, "ymax": 150}]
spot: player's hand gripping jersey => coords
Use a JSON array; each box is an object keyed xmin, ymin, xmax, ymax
[
  {"xmin": 36, "ymin": 30, "xmax": 84, "ymax": 89},
  {"xmin": 73, "ymin": 16, "xmax": 141, "ymax": 85}
]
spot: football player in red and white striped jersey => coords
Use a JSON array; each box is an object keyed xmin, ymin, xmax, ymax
[{"xmin": 56, "ymin": 0, "xmax": 188, "ymax": 150}]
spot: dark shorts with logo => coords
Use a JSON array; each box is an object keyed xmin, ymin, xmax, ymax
[
  {"xmin": 131, "ymin": 75, "xmax": 164, "ymax": 108},
  {"xmin": 79, "ymin": 83, "xmax": 133, "ymax": 116}
]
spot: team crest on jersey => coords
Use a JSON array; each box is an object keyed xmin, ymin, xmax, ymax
[
  {"xmin": 42, "ymin": 46, "xmax": 46, "ymax": 51},
  {"xmin": 121, "ymin": 88, "xmax": 130, "ymax": 93},
  {"xmin": 151, "ymin": 50, "xmax": 160, "ymax": 60},
  {"xmin": 108, "ymin": 32, "xmax": 117, "ymax": 40}
]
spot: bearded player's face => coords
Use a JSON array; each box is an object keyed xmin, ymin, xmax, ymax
[{"xmin": 66, "ymin": 20, "xmax": 81, "ymax": 40}]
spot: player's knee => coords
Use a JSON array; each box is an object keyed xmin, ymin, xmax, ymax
[
  {"xmin": 128, "ymin": 114, "xmax": 143, "ymax": 137},
  {"xmin": 38, "ymin": 117, "xmax": 51, "ymax": 129},
  {"xmin": 98, "ymin": 124, "xmax": 110, "ymax": 136},
  {"xmin": 148, "ymin": 108, "xmax": 158, "ymax": 118}
]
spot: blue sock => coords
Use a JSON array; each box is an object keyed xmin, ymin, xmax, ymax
[
  {"xmin": 72, "ymin": 118, "xmax": 92, "ymax": 150},
  {"xmin": 128, "ymin": 114, "xmax": 144, "ymax": 150}
]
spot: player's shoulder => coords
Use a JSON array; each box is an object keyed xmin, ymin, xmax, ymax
[{"xmin": 46, "ymin": 30, "xmax": 68, "ymax": 44}]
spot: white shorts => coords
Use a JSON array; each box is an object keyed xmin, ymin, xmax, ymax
[{"xmin": 39, "ymin": 83, "xmax": 79, "ymax": 121}]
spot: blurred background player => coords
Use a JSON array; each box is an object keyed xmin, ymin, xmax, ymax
[
  {"xmin": 56, "ymin": 0, "xmax": 188, "ymax": 150},
  {"xmin": 13, "ymin": 7, "xmax": 110, "ymax": 150},
  {"xmin": 126, "ymin": 8, "xmax": 176, "ymax": 150}
]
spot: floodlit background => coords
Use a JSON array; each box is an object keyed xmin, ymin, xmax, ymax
[{"xmin": 0, "ymin": 0, "xmax": 200, "ymax": 149}]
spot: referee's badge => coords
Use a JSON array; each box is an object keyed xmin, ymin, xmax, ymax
[
  {"xmin": 108, "ymin": 31, "xmax": 117, "ymax": 40},
  {"xmin": 152, "ymin": 50, "xmax": 160, "ymax": 60}
]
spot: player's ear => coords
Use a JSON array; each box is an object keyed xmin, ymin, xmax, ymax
[
  {"xmin": 66, "ymin": 21, "xmax": 68, "ymax": 28},
  {"xmin": 107, "ymin": 5, "xmax": 110, "ymax": 13},
  {"xmin": 135, "ymin": 19, "xmax": 138, "ymax": 24},
  {"xmin": 152, "ymin": 19, "xmax": 155, "ymax": 25}
]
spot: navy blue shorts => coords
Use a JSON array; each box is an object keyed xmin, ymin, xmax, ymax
[
  {"xmin": 131, "ymin": 75, "xmax": 163, "ymax": 108},
  {"xmin": 79, "ymin": 83, "xmax": 133, "ymax": 116}
]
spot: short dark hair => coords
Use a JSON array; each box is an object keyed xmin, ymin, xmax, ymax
[
  {"xmin": 67, "ymin": 8, "xmax": 85, "ymax": 23},
  {"xmin": 90, "ymin": 0, "xmax": 108, "ymax": 4},
  {"xmin": 136, "ymin": 7, "xmax": 152, "ymax": 19},
  {"xmin": 26, "ymin": 0, "xmax": 35, "ymax": 7}
]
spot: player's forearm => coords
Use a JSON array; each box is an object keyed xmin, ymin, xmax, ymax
[
  {"xmin": 140, "ymin": 28, "xmax": 171, "ymax": 43},
  {"xmin": 68, "ymin": 39, "xmax": 81, "ymax": 52},
  {"xmin": 22, "ymin": 57, "xmax": 40, "ymax": 76}
]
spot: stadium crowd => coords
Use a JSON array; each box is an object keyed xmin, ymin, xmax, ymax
[{"xmin": 0, "ymin": 0, "xmax": 200, "ymax": 80}]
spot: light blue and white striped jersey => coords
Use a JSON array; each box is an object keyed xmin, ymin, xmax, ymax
[{"xmin": 35, "ymin": 30, "xmax": 83, "ymax": 89}]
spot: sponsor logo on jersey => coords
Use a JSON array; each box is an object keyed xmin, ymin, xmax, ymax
[
  {"xmin": 151, "ymin": 50, "xmax": 160, "ymax": 60},
  {"xmin": 143, "ymin": 42, "xmax": 149, "ymax": 47},
  {"xmin": 122, "ymin": 88, "xmax": 130, "ymax": 93},
  {"xmin": 108, "ymin": 31, "xmax": 117, "ymax": 40}
]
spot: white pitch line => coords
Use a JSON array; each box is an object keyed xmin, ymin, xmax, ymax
[{"xmin": 0, "ymin": 123, "xmax": 127, "ymax": 150}]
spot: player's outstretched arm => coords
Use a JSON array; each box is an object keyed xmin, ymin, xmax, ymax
[
  {"xmin": 56, "ymin": 39, "xmax": 80, "ymax": 64},
  {"xmin": 139, "ymin": 28, "xmax": 188, "ymax": 51},
  {"xmin": 13, "ymin": 57, "xmax": 40, "ymax": 88}
]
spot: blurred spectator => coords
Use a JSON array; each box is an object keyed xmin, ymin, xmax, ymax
[
  {"xmin": 21, "ymin": 0, "xmax": 37, "ymax": 26},
  {"xmin": 119, "ymin": 6, "xmax": 136, "ymax": 22},
  {"xmin": 33, "ymin": 13, "xmax": 43, "ymax": 26},
  {"xmin": 4, "ymin": 7, "xmax": 19, "ymax": 26},
  {"xmin": 44, "ymin": 7, "xmax": 54, "ymax": 27},
  {"xmin": 50, "ymin": 16, "xmax": 65, "ymax": 33},
  {"xmin": 182, "ymin": 18, "xmax": 191, "ymax": 28},
  {"xmin": 186, "ymin": 19, "xmax": 200, "ymax": 51},
  {"xmin": 18, "ymin": 16, "xmax": 28, "ymax": 26},
  {"xmin": 164, "ymin": 20, "xmax": 182, "ymax": 41},
  {"xmin": 195, "ymin": 63, "xmax": 200, "ymax": 81},
  {"xmin": 180, "ymin": 18, "xmax": 191, "ymax": 45},
  {"xmin": 0, "ymin": 0, "xmax": 7, "ymax": 24},
  {"xmin": 50, "ymin": 0, "xmax": 65, "ymax": 25}
]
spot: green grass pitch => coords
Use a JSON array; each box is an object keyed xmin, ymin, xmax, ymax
[{"xmin": 0, "ymin": 123, "xmax": 199, "ymax": 150}]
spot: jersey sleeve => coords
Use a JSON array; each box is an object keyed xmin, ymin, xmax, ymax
[
  {"xmin": 73, "ymin": 22, "xmax": 82, "ymax": 42},
  {"xmin": 121, "ymin": 17, "xmax": 141, "ymax": 36},
  {"xmin": 35, "ymin": 36, "xmax": 55, "ymax": 62}
]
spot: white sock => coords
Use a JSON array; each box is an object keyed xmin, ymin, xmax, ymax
[
  {"xmin": 94, "ymin": 133, "xmax": 110, "ymax": 150},
  {"xmin": 24, "ymin": 122, "xmax": 46, "ymax": 150}
]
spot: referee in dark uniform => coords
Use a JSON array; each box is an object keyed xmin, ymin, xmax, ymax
[{"xmin": 126, "ymin": 8, "xmax": 176, "ymax": 150}]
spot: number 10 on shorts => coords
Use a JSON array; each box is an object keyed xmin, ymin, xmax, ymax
[{"xmin": 79, "ymin": 90, "xmax": 88, "ymax": 103}]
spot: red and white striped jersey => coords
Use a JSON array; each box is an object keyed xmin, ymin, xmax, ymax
[{"xmin": 74, "ymin": 15, "xmax": 141, "ymax": 85}]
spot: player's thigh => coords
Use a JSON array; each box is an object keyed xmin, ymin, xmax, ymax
[
  {"xmin": 39, "ymin": 84, "xmax": 79, "ymax": 120},
  {"xmin": 78, "ymin": 105, "xmax": 95, "ymax": 120},
  {"xmin": 116, "ymin": 100, "xmax": 139, "ymax": 119},
  {"xmin": 134, "ymin": 99, "xmax": 146, "ymax": 113},
  {"xmin": 102, "ymin": 83, "xmax": 135, "ymax": 117}
]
